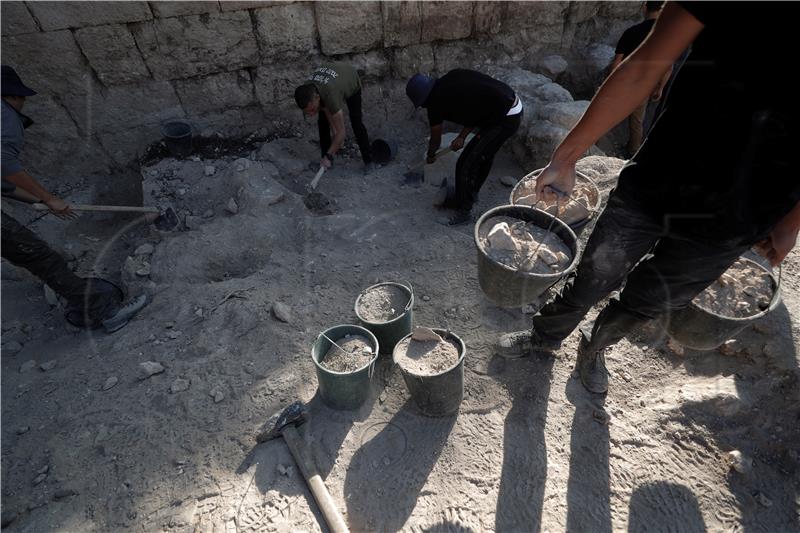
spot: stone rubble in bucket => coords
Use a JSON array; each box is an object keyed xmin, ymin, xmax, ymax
[
  {"xmin": 319, "ymin": 334, "xmax": 373, "ymax": 373},
  {"xmin": 481, "ymin": 216, "xmax": 571, "ymax": 275},
  {"xmin": 395, "ymin": 328, "xmax": 459, "ymax": 376},
  {"xmin": 514, "ymin": 179, "xmax": 594, "ymax": 225},
  {"xmin": 692, "ymin": 258, "xmax": 774, "ymax": 318}
]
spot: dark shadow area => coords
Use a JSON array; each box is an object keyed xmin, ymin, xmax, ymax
[
  {"xmin": 491, "ymin": 352, "xmax": 554, "ymax": 532},
  {"xmin": 565, "ymin": 377, "xmax": 611, "ymax": 533},
  {"xmin": 628, "ymin": 482, "xmax": 706, "ymax": 533},
  {"xmin": 343, "ymin": 399, "xmax": 456, "ymax": 532}
]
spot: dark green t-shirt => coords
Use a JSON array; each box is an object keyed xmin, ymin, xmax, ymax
[{"xmin": 308, "ymin": 62, "xmax": 361, "ymax": 115}]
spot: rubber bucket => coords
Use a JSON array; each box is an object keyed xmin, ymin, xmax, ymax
[
  {"xmin": 161, "ymin": 120, "xmax": 193, "ymax": 158},
  {"xmin": 354, "ymin": 282, "xmax": 414, "ymax": 355},
  {"xmin": 311, "ymin": 324, "xmax": 379, "ymax": 410},
  {"xmin": 509, "ymin": 169, "xmax": 601, "ymax": 235},
  {"xmin": 666, "ymin": 258, "xmax": 782, "ymax": 350},
  {"xmin": 370, "ymin": 138, "xmax": 398, "ymax": 164},
  {"xmin": 393, "ymin": 328, "xmax": 466, "ymax": 417},
  {"xmin": 475, "ymin": 205, "xmax": 579, "ymax": 308}
]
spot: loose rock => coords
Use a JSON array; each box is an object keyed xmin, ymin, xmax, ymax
[
  {"xmin": 726, "ymin": 450, "xmax": 752, "ymax": 474},
  {"xmin": 271, "ymin": 302, "xmax": 292, "ymax": 323},
  {"xmin": 210, "ymin": 386, "xmax": 225, "ymax": 403},
  {"xmin": 754, "ymin": 491, "xmax": 772, "ymax": 508},
  {"xmin": 204, "ymin": 165, "xmax": 216, "ymax": 176},
  {"xmin": 4, "ymin": 340, "xmax": 23, "ymax": 355},
  {"xmin": 226, "ymin": 198, "xmax": 239, "ymax": 214},
  {"xmin": 53, "ymin": 489, "xmax": 77, "ymax": 500},
  {"xmin": 139, "ymin": 361, "xmax": 165, "ymax": 380},
  {"xmin": 39, "ymin": 360, "xmax": 57, "ymax": 372},
  {"xmin": 19, "ymin": 359, "xmax": 37, "ymax": 373},
  {"xmin": 134, "ymin": 243, "xmax": 155, "ymax": 256},
  {"xmin": 171, "ymin": 378, "xmax": 190, "ymax": 393},
  {"xmin": 33, "ymin": 473, "xmax": 47, "ymax": 486},
  {"xmin": 135, "ymin": 262, "xmax": 152, "ymax": 277},
  {"xmin": 499, "ymin": 175, "xmax": 517, "ymax": 187},
  {"xmin": 103, "ymin": 376, "xmax": 119, "ymax": 391},
  {"xmin": 16, "ymin": 426, "xmax": 30, "ymax": 435},
  {"xmin": 184, "ymin": 215, "xmax": 201, "ymax": 230}
]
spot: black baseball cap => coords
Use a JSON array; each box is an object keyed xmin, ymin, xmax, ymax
[{"xmin": 1, "ymin": 66, "xmax": 36, "ymax": 97}]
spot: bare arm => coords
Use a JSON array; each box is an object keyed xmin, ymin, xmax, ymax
[
  {"xmin": 450, "ymin": 126, "xmax": 474, "ymax": 151},
  {"xmin": 755, "ymin": 201, "xmax": 800, "ymax": 266},
  {"xmin": 536, "ymin": 2, "xmax": 704, "ymax": 198},
  {"xmin": 608, "ymin": 53, "xmax": 624, "ymax": 74},
  {"xmin": 319, "ymin": 110, "xmax": 347, "ymax": 168},
  {"xmin": 3, "ymin": 169, "xmax": 74, "ymax": 218}
]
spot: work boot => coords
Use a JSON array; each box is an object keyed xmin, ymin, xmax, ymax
[
  {"xmin": 496, "ymin": 327, "xmax": 561, "ymax": 359},
  {"xmin": 575, "ymin": 330, "xmax": 608, "ymax": 394},
  {"xmin": 101, "ymin": 294, "xmax": 149, "ymax": 333}
]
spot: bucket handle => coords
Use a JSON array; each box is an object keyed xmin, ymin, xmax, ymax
[
  {"xmin": 399, "ymin": 280, "xmax": 415, "ymax": 311},
  {"xmin": 520, "ymin": 170, "xmax": 600, "ymax": 215},
  {"xmin": 522, "ymin": 193, "xmax": 562, "ymax": 270}
]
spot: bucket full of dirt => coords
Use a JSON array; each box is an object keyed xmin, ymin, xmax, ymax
[
  {"xmin": 510, "ymin": 169, "xmax": 600, "ymax": 234},
  {"xmin": 311, "ymin": 325, "xmax": 379, "ymax": 410},
  {"xmin": 354, "ymin": 282, "xmax": 414, "ymax": 355},
  {"xmin": 474, "ymin": 205, "xmax": 578, "ymax": 308},
  {"xmin": 666, "ymin": 257, "xmax": 781, "ymax": 350},
  {"xmin": 393, "ymin": 327, "xmax": 466, "ymax": 417}
]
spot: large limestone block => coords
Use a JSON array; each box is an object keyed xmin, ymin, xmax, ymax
[
  {"xmin": 421, "ymin": 1, "xmax": 472, "ymax": 42},
  {"xmin": 503, "ymin": 1, "xmax": 567, "ymax": 33},
  {"xmin": 27, "ymin": 1, "xmax": 152, "ymax": 30},
  {"xmin": 188, "ymin": 106, "xmax": 266, "ymax": 137},
  {"xmin": 393, "ymin": 43, "xmax": 435, "ymax": 79},
  {"xmin": 150, "ymin": 2, "xmax": 220, "ymax": 18},
  {"xmin": 382, "ymin": 1, "xmax": 421, "ymax": 48},
  {"xmin": 253, "ymin": 63, "xmax": 313, "ymax": 105},
  {"xmin": 254, "ymin": 3, "xmax": 316, "ymax": 57},
  {"xmin": 473, "ymin": 1, "xmax": 505, "ymax": 35},
  {"xmin": 433, "ymin": 40, "xmax": 512, "ymax": 75},
  {"xmin": 1, "ymin": 30, "xmax": 89, "ymax": 96},
  {"xmin": 132, "ymin": 11, "xmax": 259, "ymax": 79},
  {"xmin": 347, "ymin": 50, "xmax": 391, "ymax": 82},
  {"xmin": 74, "ymin": 24, "xmax": 151, "ymax": 85},
  {"xmin": 599, "ymin": 1, "xmax": 642, "ymax": 20},
  {"xmin": 1, "ymin": 1, "xmax": 39, "ymax": 35},
  {"xmin": 539, "ymin": 100, "xmax": 590, "ymax": 130},
  {"xmin": 219, "ymin": 1, "xmax": 286, "ymax": 11},
  {"xmin": 316, "ymin": 2, "xmax": 382, "ymax": 55},
  {"xmin": 98, "ymin": 125, "xmax": 162, "ymax": 166},
  {"xmin": 568, "ymin": 1, "xmax": 601, "ymax": 24},
  {"xmin": 175, "ymin": 70, "xmax": 255, "ymax": 114}
]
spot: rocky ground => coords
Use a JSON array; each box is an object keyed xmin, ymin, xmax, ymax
[{"xmin": 2, "ymin": 119, "xmax": 799, "ymax": 532}]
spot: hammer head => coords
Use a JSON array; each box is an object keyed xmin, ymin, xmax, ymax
[{"xmin": 256, "ymin": 401, "xmax": 308, "ymax": 443}]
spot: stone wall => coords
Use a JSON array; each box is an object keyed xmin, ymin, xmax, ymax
[{"xmin": 1, "ymin": 1, "xmax": 639, "ymax": 184}]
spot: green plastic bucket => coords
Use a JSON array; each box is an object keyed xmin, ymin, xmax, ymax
[
  {"xmin": 354, "ymin": 282, "xmax": 414, "ymax": 355},
  {"xmin": 393, "ymin": 328, "xmax": 466, "ymax": 417},
  {"xmin": 311, "ymin": 324, "xmax": 379, "ymax": 410}
]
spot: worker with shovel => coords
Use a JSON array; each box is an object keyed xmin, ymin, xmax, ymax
[
  {"xmin": 294, "ymin": 62, "xmax": 373, "ymax": 175},
  {"xmin": 496, "ymin": 3, "xmax": 800, "ymax": 394},
  {"xmin": 1, "ymin": 65, "xmax": 148, "ymax": 333},
  {"xmin": 406, "ymin": 69, "xmax": 523, "ymax": 225}
]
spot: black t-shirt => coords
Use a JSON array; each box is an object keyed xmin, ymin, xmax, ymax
[
  {"xmin": 616, "ymin": 2, "xmax": 800, "ymax": 246},
  {"xmin": 615, "ymin": 18, "xmax": 656, "ymax": 58},
  {"xmin": 426, "ymin": 69, "xmax": 516, "ymax": 129}
]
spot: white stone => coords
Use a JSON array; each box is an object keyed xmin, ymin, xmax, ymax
[
  {"xmin": 39, "ymin": 360, "xmax": 57, "ymax": 372},
  {"xmin": 4, "ymin": 341, "xmax": 23, "ymax": 355},
  {"xmin": 499, "ymin": 175, "xmax": 517, "ymax": 187},
  {"xmin": 540, "ymin": 55, "xmax": 568, "ymax": 78},
  {"xmin": 382, "ymin": 2, "xmax": 421, "ymax": 47},
  {"xmin": 420, "ymin": 2, "xmax": 472, "ymax": 43},
  {"xmin": 316, "ymin": 2, "xmax": 382, "ymax": 55},
  {"xmin": 253, "ymin": 3, "xmax": 316, "ymax": 57},
  {"xmin": 271, "ymin": 302, "xmax": 291, "ymax": 323},
  {"xmin": 204, "ymin": 165, "xmax": 216, "ymax": 177},
  {"xmin": 139, "ymin": 361, "xmax": 165, "ymax": 380},
  {"xmin": 210, "ymin": 386, "xmax": 225, "ymax": 403},
  {"xmin": 102, "ymin": 376, "xmax": 119, "ymax": 391},
  {"xmin": 726, "ymin": 450, "xmax": 752, "ymax": 474},
  {"xmin": 487, "ymin": 222, "xmax": 519, "ymax": 253},
  {"xmin": 19, "ymin": 360, "xmax": 37, "ymax": 373},
  {"xmin": 226, "ymin": 198, "xmax": 239, "ymax": 214},
  {"xmin": 411, "ymin": 327, "xmax": 441, "ymax": 342},
  {"xmin": 170, "ymin": 378, "xmax": 190, "ymax": 393},
  {"xmin": 134, "ymin": 243, "xmax": 155, "ymax": 256}
]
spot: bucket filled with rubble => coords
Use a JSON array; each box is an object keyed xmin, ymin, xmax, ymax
[
  {"xmin": 666, "ymin": 257, "xmax": 781, "ymax": 350},
  {"xmin": 510, "ymin": 169, "xmax": 600, "ymax": 234},
  {"xmin": 393, "ymin": 327, "xmax": 466, "ymax": 417},
  {"xmin": 355, "ymin": 282, "xmax": 414, "ymax": 355},
  {"xmin": 474, "ymin": 205, "xmax": 578, "ymax": 308},
  {"xmin": 312, "ymin": 325, "xmax": 379, "ymax": 410}
]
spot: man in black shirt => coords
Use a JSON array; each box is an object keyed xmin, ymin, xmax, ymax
[
  {"xmin": 610, "ymin": 1, "xmax": 664, "ymax": 156},
  {"xmin": 406, "ymin": 69, "xmax": 523, "ymax": 225},
  {"xmin": 497, "ymin": 2, "xmax": 799, "ymax": 395}
]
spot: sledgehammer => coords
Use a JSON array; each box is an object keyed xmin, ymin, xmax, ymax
[{"xmin": 256, "ymin": 401, "xmax": 349, "ymax": 533}]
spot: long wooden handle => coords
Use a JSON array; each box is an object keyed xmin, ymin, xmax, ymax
[
  {"xmin": 32, "ymin": 203, "xmax": 160, "ymax": 214},
  {"xmin": 282, "ymin": 426, "xmax": 349, "ymax": 533},
  {"xmin": 309, "ymin": 167, "xmax": 326, "ymax": 191}
]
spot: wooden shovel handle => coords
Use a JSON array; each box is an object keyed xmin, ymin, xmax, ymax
[
  {"xmin": 282, "ymin": 426, "xmax": 349, "ymax": 533},
  {"xmin": 32, "ymin": 203, "xmax": 160, "ymax": 214}
]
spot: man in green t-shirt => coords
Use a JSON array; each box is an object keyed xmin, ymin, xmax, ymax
[{"xmin": 294, "ymin": 62, "xmax": 372, "ymax": 172}]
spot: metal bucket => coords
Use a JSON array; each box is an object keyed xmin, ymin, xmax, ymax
[
  {"xmin": 311, "ymin": 324, "xmax": 379, "ymax": 410},
  {"xmin": 474, "ymin": 205, "xmax": 579, "ymax": 308},
  {"xmin": 370, "ymin": 138, "xmax": 398, "ymax": 164},
  {"xmin": 161, "ymin": 120, "xmax": 192, "ymax": 159},
  {"xmin": 354, "ymin": 281, "xmax": 414, "ymax": 355}
]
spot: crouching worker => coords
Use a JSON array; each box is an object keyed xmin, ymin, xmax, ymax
[
  {"xmin": 2, "ymin": 65, "xmax": 148, "ymax": 332},
  {"xmin": 406, "ymin": 69, "xmax": 523, "ymax": 225},
  {"xmin": 294, "ymin": 62, "xmax": 373, "ymax": 174}
]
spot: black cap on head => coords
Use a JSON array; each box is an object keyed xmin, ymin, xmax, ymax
[{"xmin": 1, "ymin": 66, "xmax": 36, "ymax": 97}]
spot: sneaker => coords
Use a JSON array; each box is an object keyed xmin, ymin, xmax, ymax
[
  {"xmin": 496, "ymin": 328, "xmax": 562, "ymax": 359},
  {"xmin": 437, "ymin": 210, "xmax": 473, "ymax": 226},
  {"xmin": 575, "ymin": 331, "xmax": 609, "ymax": 394},
  {"xmin": 101, "ymin": 294, "xmax": 149, "ymax": 333}
]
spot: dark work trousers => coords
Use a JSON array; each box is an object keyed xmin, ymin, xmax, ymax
[
  {"xmin": 1, "ymin": 212, "xmax": 116, "ymax": 322},
  {"xmin": 531, "ymin": 191, "xmax": 749, "ymax": 351},
  {"xmin": 453, "ymin": 111, "xmax": 522, "ymax": 211},
  {"xmin": 318, "ymin": 89, "xmax": 372, "ymax": 164}
]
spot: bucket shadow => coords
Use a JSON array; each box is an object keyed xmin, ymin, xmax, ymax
[
  {"xmin": 627, "ymin": 482, "xmax": 706, "ymax": 532},
  {"xmin": 343, "ymin": 399, "xmax": 456, "ymax": 532},
  {"xmin": 492, "ymin": 353, "xmax": 554, "ymax": 532},
  {"xmin": 565, "ymin": 377, "xmax": 611, "ymax": 533}
]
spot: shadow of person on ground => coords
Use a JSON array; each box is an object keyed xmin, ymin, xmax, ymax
[
  {"xmin": 628, "ymin": 481, "xmax": 706, "ymax": 532},
  {"xmin": 491, "ymin": 352, "xmax": 554, "ymax": 532},
  {"xmin": 565, "ymin": 376, "xmax": 611, "ymax": 533},
  {"xmin": 343, "ymin": 399, "xmax": 456, "ymax": 532}
]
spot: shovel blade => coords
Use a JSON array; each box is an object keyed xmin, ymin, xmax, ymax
[{"xmin": 154, "ymin": 207, "xmax": 179, "ymax": 231}]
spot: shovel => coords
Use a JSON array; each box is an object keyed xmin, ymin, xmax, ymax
[
  {"xmin": 303, "ymin": 166, "xmax": 332, "ymax": 213},
  {"xmin": 403, "ymin": 147, "xmax": 452, "ymax": 185},
  {"xmin": 32, "ymin": 202, "xmax": 180, "ymax": 231}
]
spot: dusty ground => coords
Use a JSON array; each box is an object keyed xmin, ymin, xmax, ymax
[{"xmin": 2, "ymin": 120, "xmax": 799, "ymax": 533}]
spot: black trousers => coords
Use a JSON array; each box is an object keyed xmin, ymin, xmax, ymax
[
  {"xmin": 453, "ymin": 111, "xmax": 522, "ymax": 211},
  {"xmin": 1, "ymin": 212, "xmax": 116, "ymax": 322},
  {"xmin": 318, "ymin": 89, "xmax": 372, "ymax": 164},
  {"xmin": 531, "ymin": 191, "xmax": 749, "ymax": 350}
]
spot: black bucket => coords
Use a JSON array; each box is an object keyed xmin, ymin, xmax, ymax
[
  {"xmin": 161, "ymin": 120, "xmax": 193, "ymax": 158},
  {"xmin": 666, "ymin": 258, "xmax": 782, "ymax": 350},
  {"xmin": 370, "ymin": 139, "xmax": 397, "ymax": 164},
  {"xmin": 393, "ymin": 328, "xmax": 466, "ymax": 417},
  {"xmin": 474, "ymin": 205, "xmax": 579, "ymax": 308},
  {"xmin": 311, "ymin": 325, "xmax": 379, "ymax": 410},
  {"xmin": 354, "ymin": 281, "xmax": 414, "ymax": 356}
]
